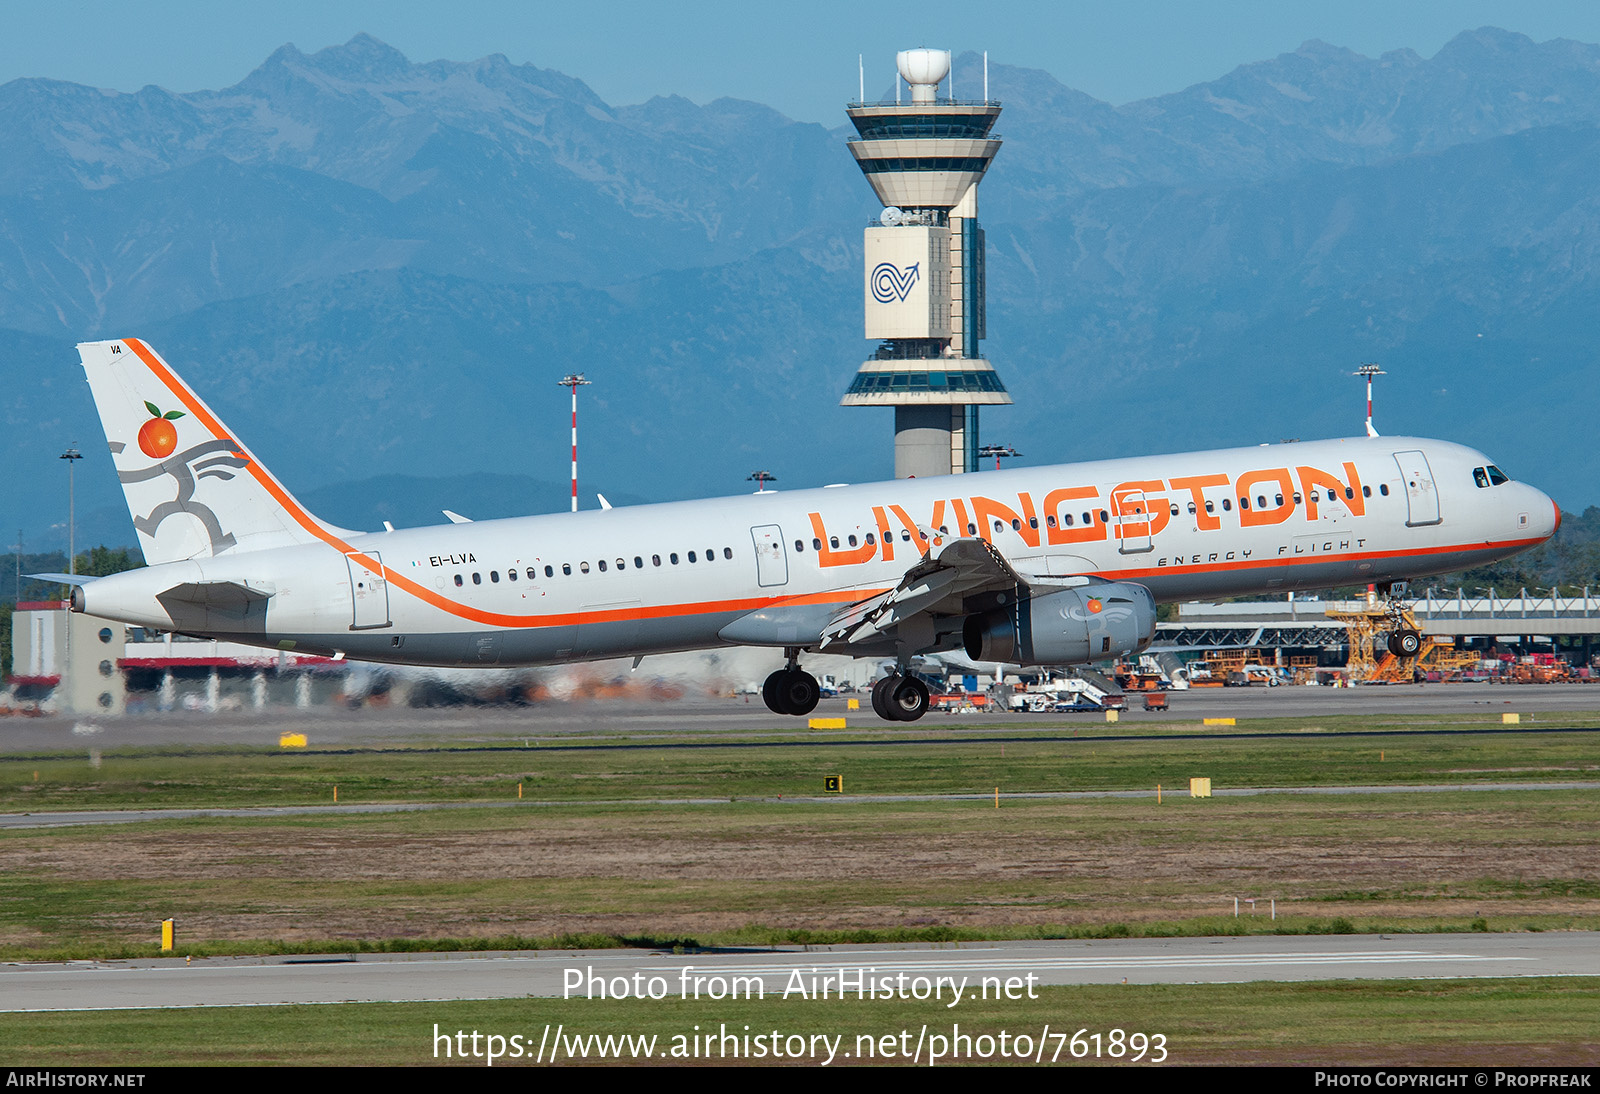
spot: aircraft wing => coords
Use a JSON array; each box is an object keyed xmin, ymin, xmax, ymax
[{"xmin": 820, "ymin": 537, "xmax": 1086, "ymax": 651}]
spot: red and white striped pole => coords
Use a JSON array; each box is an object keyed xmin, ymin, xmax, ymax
[
  {"xmin": 1355, "ymin": 363, "xmax": 1384, "ymax": 438},
  {"xmin": 557, "ymin": 374, "xmax": 590, "ymax": 512}
]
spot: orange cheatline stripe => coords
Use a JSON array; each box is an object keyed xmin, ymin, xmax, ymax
[{"xmin": 122, "ymin": 339, "xmax": 881, "ymax": 630}]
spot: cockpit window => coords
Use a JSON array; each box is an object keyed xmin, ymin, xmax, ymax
[
  {"xmin": 1474, "ymin": 467, "xmax": 1489, "ymax": 488},
  {"xmin": 1486, "ymin": 465, "xmax": 1509, "ymax": 486}
]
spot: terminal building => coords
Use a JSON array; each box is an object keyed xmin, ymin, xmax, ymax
[{"xmin": 840, "ymin": 49, "xmax": 1011, "ymax": 478}]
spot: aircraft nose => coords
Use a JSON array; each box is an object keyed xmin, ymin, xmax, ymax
[{"xmin": 1530, "ymin": 488, "xmax": 1560, "ymax": 541}]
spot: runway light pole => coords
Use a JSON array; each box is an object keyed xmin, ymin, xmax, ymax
[
  {"xmin": 556, "ymin": 374, "xmax": 590, "ymax": 513},
  {"xmin": 976, "ymin": 444, "xmax": 1021, "ymax": 471},
  {"xmin": 59, "ymin": 446, "xmax": 82, "ymax": 576},
  {"xmin": 746, "ymin": 471, "xmax": 777, "ymax": 493},
  {"xmin": 1355, "ymin": 363, "xmax": 1385, "ymax": 438}
]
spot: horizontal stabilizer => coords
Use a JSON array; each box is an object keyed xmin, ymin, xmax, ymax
[
  {"xmin": 157, "ymin": 580, "xmax": 274, "ymax": 614},
  {"xmin": 443, "ymin": 510, "xmax": 472, "ymax": 524},
  {"xmin": 25, "ymin": 573, "xmax": 97, "ymax": 587}
]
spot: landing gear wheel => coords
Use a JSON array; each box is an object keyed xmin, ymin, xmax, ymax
[
  {"xmin": 779, "ymin": 669, "xmax": 820, "ymax": 716},
  {"xmin": 761, "ymin": 669, "xmax": 819, "ymax": 715},
  {"xmin": 1388, "ymin": 629, "xmax": 1423, "ymax": 658},
  {"xmin": 887, "ymin": 675, "xmax": 930, "ymax": 722},
  {"xmin": 762, "ymin": 670, "xmax": 785, "ymax": 714},
  {"xmin": 871, "ymin": 675, "xmax": 898, "ymax": 720}
]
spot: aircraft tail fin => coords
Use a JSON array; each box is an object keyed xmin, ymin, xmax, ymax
[{"xmin": 77, "ymin": 339, "xmax": 353, "ymax": 566}]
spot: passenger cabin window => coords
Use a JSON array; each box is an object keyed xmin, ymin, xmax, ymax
[
  {"xmin": 794, "ymin": 540, "xmax": 804, "ymax": 552},
  {"xmin": 723, "ymin": 547, "xmax": 733, "ymax": 559},
  {"xmin": 472, "ymin": 572, "xmax": 482, "ymax": 584},
  {"xmin": 507, "ymin": 569, "xmax": 517, "ymax": 582},
  {"xmin": 1379, "ymin": 484, "xmax": 1389, "ymax": 496},
  {"xmin": 597, "ymin": 560, "xmax": 606, "ymax": 572},
  {"xmin": 490, "ymin": 571, "xmax": 499, "ymax": 582},
  {"xmin": 652, "ymin": 555, "xmax": 661, "ymax": 566},
  {"xmin": 454, "ymin": 574, "xmax": 463, "ymax": 586},
  {"xmin": 670, "ymin": 553, "xmax": 679, "ymax": 564},
  {"xmin": 634, "ymin": 556, "xmax": 643, "ymax": 568},
  {"xmin": 580, "ymin": 562, "xmax": 590, "ymax": 574},
  {"xmin": 562, "ymin": 564, "xmax": 571, "ymax": 575},
  {"xmin": 688, "ymin": 551, "xmax": 697, "ymax": 563}
]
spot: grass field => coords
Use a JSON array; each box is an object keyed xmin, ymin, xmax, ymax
[
  {"xmin": 2, "ymin": 721, "xmax": 1598, "ymax": 958},
  {"xmin": 4, "ymin": 979, "xmax": 1597, "ymax": 1066},
  {"xmin": 2, "ymin": 713, "xmax": 1598, "ymax": 1066},
  {"xmin": 3, "ymin": 714, "xmax": 1599, "ymax": 811}
]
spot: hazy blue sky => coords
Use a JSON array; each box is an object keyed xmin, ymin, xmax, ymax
[{"xmin": 7, "ymin": 1, "xmax": 1600, "ymax": 122}]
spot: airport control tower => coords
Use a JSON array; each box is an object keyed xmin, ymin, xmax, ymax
[{"xmin": 840, "ymin": 48, "xmax": 1010, "ymax": 478}]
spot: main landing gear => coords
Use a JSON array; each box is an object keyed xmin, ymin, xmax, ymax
[
  {"xmin": 762, "ymin": 649, "xmax": 820, "ymax": 716},
  {"xmin": 870, "ymin": 673, "xmax": 930, "ymax": 722}
]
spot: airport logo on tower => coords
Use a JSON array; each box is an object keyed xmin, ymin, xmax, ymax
[{"xmin": 871, "ymin": 261, "xmax": 920, "ymax": 304}]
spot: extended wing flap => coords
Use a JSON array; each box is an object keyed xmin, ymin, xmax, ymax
[{"xmin": 820, "ymin": 537, "xmax": 1027, "ymax": 649}]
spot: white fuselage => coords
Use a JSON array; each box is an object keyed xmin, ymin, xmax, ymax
[{"xmin": 76, "ymin": 435, "xmax": 1557, "ymax": 667}]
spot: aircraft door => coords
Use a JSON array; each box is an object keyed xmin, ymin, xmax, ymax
[
  {"xmin": 751, "ymin": 525, "xmax": 788, "ymax": 587},
  {"xmin": 1393, "ymin": 451, "xmax": 1442, "ymax": 527},
  {"xmin": 1113, "ymin": 489, "xmax": 1154, "ymax": 554},
  {"xmin": 346, "ymin": 551, "xmax": 391, "ymax": 629}
]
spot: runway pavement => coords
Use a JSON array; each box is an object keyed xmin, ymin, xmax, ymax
[
  {"xmin": 3, "ymin": 682, "xmax": 1600, "ymax": 753},
  {"xmin": 3, "ymin": 934, "xmax": 1596, "ymax": 1012}
]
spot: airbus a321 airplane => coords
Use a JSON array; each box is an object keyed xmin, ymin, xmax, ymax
[{"xmin": 56, "ymin": 339, "xmax": 1559, "ymax": 721}]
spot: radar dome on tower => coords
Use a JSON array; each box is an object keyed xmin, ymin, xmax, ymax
[{"xmin": 897, "ymin": 49, "xmax": 950, "ymax": 102}]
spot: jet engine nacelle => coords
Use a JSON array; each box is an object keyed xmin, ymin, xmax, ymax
[{"xmin": 963, "ymin": 582, "xmax": 1157, "ymax": 666}]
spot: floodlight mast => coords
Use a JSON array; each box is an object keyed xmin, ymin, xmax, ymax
[
  {"xmin": 557, "ymin": 374, "xmax": 591, "ymax": 512},
  {"xmin": 1355, "ymin": 363, "xmax": 1385, "ymax": 438},
  {"xmin": 976, "ymin": 443, "xmax": 1020, "ymax": 470}
]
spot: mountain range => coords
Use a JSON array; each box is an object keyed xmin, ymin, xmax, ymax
[{"xmin": 3, "ymin": 27, "xmax": 1598, "ymax": 551}]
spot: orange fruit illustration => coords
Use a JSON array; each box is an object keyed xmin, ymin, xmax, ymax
[{"xmin": 138, "ymin": 401, "xmax": 185, "ymax": 458}]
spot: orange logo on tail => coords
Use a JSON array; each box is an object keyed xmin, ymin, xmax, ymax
[{"xmin": 138, "ymin": 402, "xmax": 185, "ymax": 458}]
